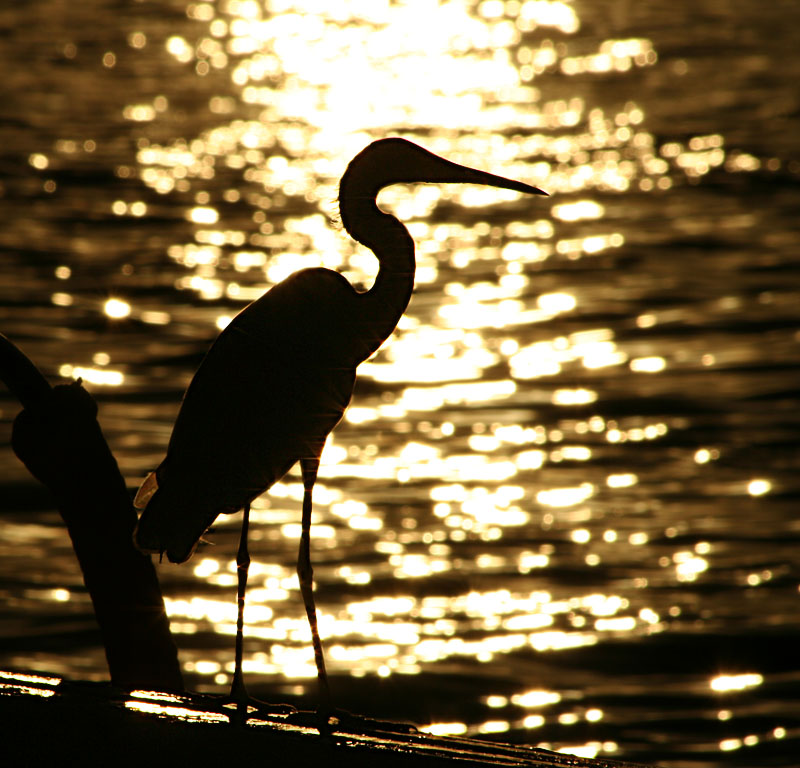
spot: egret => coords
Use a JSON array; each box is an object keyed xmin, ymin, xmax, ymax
[{"xmin": 133, "ymin": 137, "xmax": 546, "ymax": 717}]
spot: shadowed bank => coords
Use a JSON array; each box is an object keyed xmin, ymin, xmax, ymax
[{"xmin": 1, "ymin": 672, "xmax": 650, "ymax": 767}]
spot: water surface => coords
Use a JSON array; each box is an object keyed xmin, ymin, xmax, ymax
[{"xmin": 1, "ymin": 1, "xmax": 799, "ymax": 765}]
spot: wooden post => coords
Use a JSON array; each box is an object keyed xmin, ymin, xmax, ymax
[{"xmin": 1, "ymin": 333, "xmax": 183, "ymax": 692}]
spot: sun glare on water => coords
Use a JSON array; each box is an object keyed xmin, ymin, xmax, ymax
[{"xmin": 30, "ymin": 0, "xmax": 768, "ymax": 761}]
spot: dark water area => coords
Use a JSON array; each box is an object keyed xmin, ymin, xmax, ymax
[{"xmin": 2, "ymin": 1, "xmax": 800, "ymax": 765}]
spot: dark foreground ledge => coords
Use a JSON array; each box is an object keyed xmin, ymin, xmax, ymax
[{"xmin": 2, "ymin": 671, "xmax": 652, "ymax": 768}]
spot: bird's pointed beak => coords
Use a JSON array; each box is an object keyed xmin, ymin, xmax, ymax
[
  {"xmin": 343, "ymin": 138, "xmax": 548, "ymax": 200},
  {"xmin": 422, "ymin": 155, "xmax": 548, "ymax": 197}
]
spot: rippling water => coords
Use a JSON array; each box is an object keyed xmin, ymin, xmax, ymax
[{"xmin": 2, "ymin": 1, "xmax": 800, "ymax": 764}]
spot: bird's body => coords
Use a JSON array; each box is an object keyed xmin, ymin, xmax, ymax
[
  {"xmin": 135, "ymin": 268, "xmax": 362, "ymax": 563},
  {"xmin": 133, "ymin": 138, "xmax": 545, "ymax": 711}
]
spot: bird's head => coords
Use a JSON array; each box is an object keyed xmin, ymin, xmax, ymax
[
  {"xmin": 339, "ymin": 138, "xmax": 546, "ymax": 246},
  {"xmin": 340, "ymin": 137, "xmax": 546, "ymax": 200}
]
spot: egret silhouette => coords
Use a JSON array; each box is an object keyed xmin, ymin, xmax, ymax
[{"xmin": 133, "ymin": 137, "xmax": 546, "ymax": 715}]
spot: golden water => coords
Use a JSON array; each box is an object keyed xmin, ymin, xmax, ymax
[{"xmin": 1, "ymin": 1, "xmax": 800, "ymax": 764}]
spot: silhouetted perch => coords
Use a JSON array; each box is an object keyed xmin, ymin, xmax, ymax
[
  {"xmin": 0, "ymin": 332, "xmax": 182, "ymax": 692},
  {"xmin": 1, "ymin": 674, "xmax": 653, "ymax": 768}
]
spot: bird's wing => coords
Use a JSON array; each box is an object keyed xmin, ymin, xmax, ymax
[{"xmin": 134, "ymin": 267, "xmax": 361, "ymax": 563}]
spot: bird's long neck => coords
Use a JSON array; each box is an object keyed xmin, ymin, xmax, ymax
[{"xmin": 339, "ymin": 182, "xmax": 416, "ymax": 362}]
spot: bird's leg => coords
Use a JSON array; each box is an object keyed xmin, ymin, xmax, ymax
[
  {"xmin": 230, "ymin": 502, "xmax": 251, "ymax": 723},
  {"xmin": 298, "ymin": 457, "xmax": 332, "ymax": 717}
]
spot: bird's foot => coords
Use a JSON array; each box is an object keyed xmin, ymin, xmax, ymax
[
  {"xmin": 228, "ymin": 697, "xmax": 253, "ymax": 727},
  {"xmin": 227, "ymin": 676, "xmax": 255, "ymax": 727}
]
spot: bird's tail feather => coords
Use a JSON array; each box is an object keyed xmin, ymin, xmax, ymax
[{"xmin": 134, "ymin": 470, "xmax": 159, "ymax": 510}]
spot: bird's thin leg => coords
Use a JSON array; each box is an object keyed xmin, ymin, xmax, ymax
[
  {"xmin": 299, "ymin": 457, "xmax": 332, "ymax": 715},
  {"xmin": 230, "ymin": 502, "xmax": 251, "ymax": 722}
]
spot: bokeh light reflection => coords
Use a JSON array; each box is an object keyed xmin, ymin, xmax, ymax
[{"xmin": 4, "ymin": 0, "xmax": 793, "ymax": 763}]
